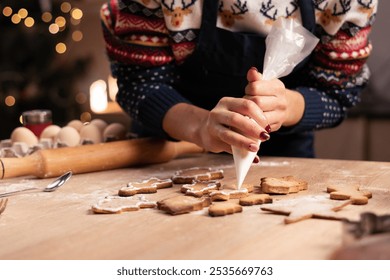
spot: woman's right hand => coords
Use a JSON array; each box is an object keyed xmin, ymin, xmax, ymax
[{"xmin": 163, "ymin": 99, "xmax": 271, "ymax": 155}]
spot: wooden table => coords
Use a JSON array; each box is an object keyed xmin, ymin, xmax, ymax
[{"xmin": 0, "ymin": 153, "xmax": 389, "ymax": 260}]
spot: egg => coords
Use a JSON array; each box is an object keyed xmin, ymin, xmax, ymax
[
  {"xmin": 40, "ymin": 125, "xmax": 61, "ymax": 141},
  {"xmin": 10, "ymin": 127, "xmax": 39, "ymax": 147},
  {"xmin": 66, "ymin": 119, "xmax": 84, "ymax": 132},
  {"xmin": 103, "ymin": 123, "xmax": 127, "ymax": 142},
  {"xmin": 79, "ymin": 123, "xmax": 103, "ymax": 144},
  {"xmin": 56, "ymin": 126, "xmax": 80, "ymax": 147},
  {"xmin": 90, "ymin": 119, "xmax": 108, "ymax": 133}
]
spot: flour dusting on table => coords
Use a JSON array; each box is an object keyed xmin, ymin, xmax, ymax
[
  {"xmin": 0, "ymin": 180, "xmax": 40, "ymax": 193},
  {"xmin": 259, "ymin": 161, "xmax": 290, "ymax": 167}
]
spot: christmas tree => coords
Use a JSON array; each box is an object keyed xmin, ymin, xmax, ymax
[{"xmin": 0, "ymin": 0, "xmax": 90, "ymax": 139}]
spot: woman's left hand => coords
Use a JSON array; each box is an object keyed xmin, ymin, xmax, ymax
[{"xmin": 244, "ymin": 67, "xmax": 305, "ymax": 132}]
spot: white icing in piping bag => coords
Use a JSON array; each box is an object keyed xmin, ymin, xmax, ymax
[
  {"xmin": 232, "ymin": 140, "xmax": 260, "ymax": 189},
  {"xmin": 231, "ymin": 18, "xmax": 319, "ymax": 190}
]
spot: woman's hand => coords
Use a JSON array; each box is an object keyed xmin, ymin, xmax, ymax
[
  {"xmin": 245, "ymin": 67, "xmax": 305, "ymax": 132},
  {"xmin": 163, "ymin": 98, "xmax": 271, "ymax": 155},
  {"xmin": 199, "ymin": 96, "xmax": 271, "ymax": 153}
]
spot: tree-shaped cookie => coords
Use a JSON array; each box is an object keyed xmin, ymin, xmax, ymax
[
  {"xmin": 181, "ymin": 180, "xmax": 221, "ymax": 197},
  {"xmin": 261, "ymin": 176, "xmax": 308, "ymax": 194},
  {"xmin": 260, "ymin": 195, "xmax": 351, "ymax": 224},
  {"xmin": 157, "ymin": 195, "xmax": 211, "ymax": 215},
  {"xmin": 118, "ymin": 177, "xmax": 172, "ymax": 196},
  {"xmin": 327, "ymin": 184, "xmax": 372, "ymax": 205},
  {"xmin": 209, "ymin": 202, "xmax": 243, "ymax": 217},
  {"xmin": 91, "ymin": 195, "xmax": 157, "ymax": 214},
  {"xmin": 209, "ymin": 183, "xmax": 254, "ymax": 201},
  {"xmin": 172, "ymin": 167, "xmax": 224, "ymax": 184}
]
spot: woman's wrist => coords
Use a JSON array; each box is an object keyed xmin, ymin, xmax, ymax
[
  {"xmin": 283, "ymin": 89, "xmax": 305, "ymax": 127},
  {"xmin": 162, "ymin": 103, "xmax": 208, "ymax": 146}
]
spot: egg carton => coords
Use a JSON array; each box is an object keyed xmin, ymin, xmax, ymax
[
  {"xmin": 0, "ymin": 134, "xmax": 136, "ymax": 158},
  {"xmin": 0, "ymin": 138, "xmax": 105, "ymax": 158},
  {"xmin": 2, "ymin": 119, "xmax": 133, "ymax": 158},
  {"xmin": 0, "ymin": 138, "xmax": 53, "ymax": 158}
]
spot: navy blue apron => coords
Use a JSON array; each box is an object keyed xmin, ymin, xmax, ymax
[{"xmin": 177, "ymin": 0, "xmax": 316, "ymax": 157}]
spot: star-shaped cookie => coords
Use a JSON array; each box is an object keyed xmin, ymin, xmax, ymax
[{"xmin": 260, "ymin": 195, "xmax": 351, "ymax": 224}]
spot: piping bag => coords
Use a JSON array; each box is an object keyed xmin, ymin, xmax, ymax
[{"xmin": 232, "ymin": 17, "xmax": 319, "ymax": 189}]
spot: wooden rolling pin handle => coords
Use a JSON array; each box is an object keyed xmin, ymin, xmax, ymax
[{"xmin": 0, "ymin": 138, "xmax": 205, "ymax": 179}]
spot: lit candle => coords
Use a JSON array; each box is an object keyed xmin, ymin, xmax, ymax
[
  {"xmin": 108, "ymin": 75, "xmax": 118, "ymax": 101},
  {"xmin": 90, "ymin": 80, "xmax": 108, "ymax": 113}
]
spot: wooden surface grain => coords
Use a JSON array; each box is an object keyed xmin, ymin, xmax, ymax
[{"xmin": 0, "ymin": 153, "xmax": 389, "ymax": 260}]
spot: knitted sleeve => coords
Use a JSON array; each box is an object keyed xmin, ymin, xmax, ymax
[
  {"xmin": 284, "ymin": 0, "xmax": 377, "ymax": 134},
  {"xmin": 100, "ymin": 0, "xmax": 191, "ymax": 138}
]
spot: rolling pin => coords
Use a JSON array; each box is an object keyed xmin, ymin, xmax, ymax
[{"xmin": 0, "ymin": 138, "xmax": 205, "ymax": 179}]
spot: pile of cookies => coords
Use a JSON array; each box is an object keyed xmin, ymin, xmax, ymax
[
  {"xmin": 0, "ymin": 118, "xmax": 128, "ymax": 158},
  {"xmin": 91, "ymin": 166, "xmax": 373, "ymax": 223}
]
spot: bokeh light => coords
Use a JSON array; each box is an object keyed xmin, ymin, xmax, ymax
[
  {"xmin": 72, "ymin": 30, "xmax": 83, "ymax": 42},
  {"xmin": 55, "ymin": 42, "xmax": 67, "ymax": 54},
  {"xmin": 5, "ymin": 96, "xmax": 16, "ymax": 107},
  {"xmin": 24, "ymin": 17, "xmax": 35, "ymax": 28},
  {"xmin": 80, "ymin": 112, "xmax": 92, "ymax": 123},
  {"xmin": 11, "ymin": 14, "xmax": 22, "ymax": 24},
  {"xmin": 55, "ymin": 16, "xmax": 66, "ymax": 28},
  {"xmin": 49, "ymin": 23, "xmax": 59, "ymax": 34},
  {"xmin": 41, "ymin": 12, "xmax": 52, "ymax": 22},
  {"xmin": 3, "ymin": 7, "xmax": 13, "ymax": 17},
  {"xmin": 61, "ymin": 2, "xmax": 72, "ymax": 13},
  {"xmin": 71, "ymin": 8, "xmax": 83, "ymax": 20},
  {"xmin": 18, "ymin": 8, "xmax": 28, "ymax": 19}
]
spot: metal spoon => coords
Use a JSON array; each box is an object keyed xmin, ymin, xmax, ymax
[
  {"xmin": 0, "ymin": 171, "xmax": 73, "ymax": 197},
  {"xmin": 43, "ymin": 171, "xmax": 73, "ymax": 192}
]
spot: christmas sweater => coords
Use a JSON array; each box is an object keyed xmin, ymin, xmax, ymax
[{"xmin": 100, "ymin": 0, "xmax": 378, "ymax": 139}]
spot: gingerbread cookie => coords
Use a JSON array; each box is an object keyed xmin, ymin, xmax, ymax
[
  {"xmin": 260, "ymin": 195, "xmax": 351, "ymax": 224},
  {"xmin": 261, "ymin": 176, "xmax": 308, "ymax": 194},
  {"xmin": 239, "ymin": 194, "xmax": 273, "ymax": 206},
  {"xmin": 91, "ymin": 195, "xmax": 156, "ymax": 214},
  {"xmin": 181, "ymin": 180, "xmax": 221, "ymax": 197},
  {"xmin": 157, "ymin": 195, "xmax": 211, "ymax": 215},
  {"xmin": 209, "ymin": 202, "xmax": 243, "ymax": 217},
  {"xmin": 327, "ymin": 184, "xmax": 372, "ymax": 205},
  {"xmin": 172, "ymin": 167, "xmax": 224, "ymax": 184},
  {"xmin": 209, "ymin": 183, "xmax": 254, "ymax": 201},
  {"xmin": 118, "ymin": 177, "xmax": 172, "ymax": 197}
]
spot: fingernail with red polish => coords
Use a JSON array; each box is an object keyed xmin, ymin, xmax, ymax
[
  {"xmin": 265, "ymin": 124, "xmax": 271, "ymax": 133},
  {"xmin": 249, "ymin": 143, "xmax": 259, "ymax": 152},
  {"xmin": 260, "ymin": 132, "xmax": 270, "ymax": 141},
  {"xmin": 253, "ymin": 156, "xmax": 260, "ymax": 164}
]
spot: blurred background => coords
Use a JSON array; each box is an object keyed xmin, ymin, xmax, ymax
[
  {"xmin": 0, "ymin": 0, "xmax": 128, "ymax": 139},
  {"xmin": 0, "ymin": 0, "xmax": 389, "ymax": 161}
]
